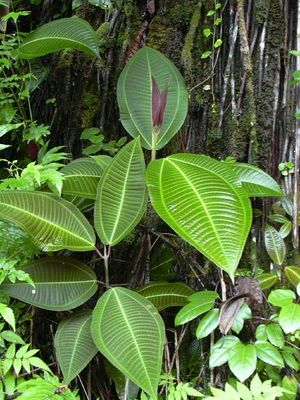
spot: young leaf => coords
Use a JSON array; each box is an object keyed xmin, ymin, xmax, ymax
[
  {"xmin": 117, "ymin": 47, "xmax": 188, "ymax": 150},
  {"xmin": 146, "ymin": 154, "xmax": 252, "ymax": 279},
  {"xmin": 227, "ymin": 163, "xmax": 283, "ymax": 197},
  {"xmin": 0, "ymin": 191, "xmax": 95, "ymax": 251},
  {"xmin": 18, "ymin": 17, "xmax": 100, "ymax": 59},
  {"xmin": 264, "ymin": 225, "xmax": 286, "ymax": 265},
  {"xmin": 91, "ymin": 288, "xmax": 165, "ymax": 398},
  {"xmin": 209, "ymin": 336, "xmax": 240, "ymax": 368},
  {"xmin": 285, "ymin": 266, "xmax": 300, "ymax": 287},
  {"xmin": 228, "ymin": 342, "xmax": 257, "ymax": 382},
  {"xmin": 268, "ymin": 289, "xmax": 295, "ymax": 307},
  {"xmin": 0, "ymin": 257, "xmax": 97, "ymax": 311},
  {"xmin": 196, "ymin": 309, "xmax": 220, "ymax": 339},
  {"xmin": 55, "ymin": 310, "xmax": 98, "ymax": 384},
  {"xmin": 137, "ymin": 282, "xmax": 194, "ymax": 310},
  {"xmin": 94, "ymin": 138, "xmax": 147, "ymax": 246},
  {"xmin": 175, "ymin": 291, "xmax": 218, "ymax": 326},
  {"xmin": 254, "ymin": 341, "xmax": 284, "ymax": 367},
  {"xmin": 257, "ymin": 273, "xmax": 279, "ymax": 290},
  {"xmin": 266, "ymin": 323, "xmax": 284, "ymax": 349},
  {"xmin": 279, "ymin": 304, "xmax": 300, "ymax": 334}
]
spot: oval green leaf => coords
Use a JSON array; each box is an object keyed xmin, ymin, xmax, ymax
[
  {"xmin": 268, "ymin": 289, "xmax": 295, "ymax": 307},
  {"xmin": 228, "ymin": 343, "xmax": 257, "ymax": 382},
  {"xmin": 146, "ymin": 154, "xmax": 252, "ymax": 278},
  {"xmin": 279, "ymin": 304, "xmax": 300, "ymax": 334},
  {"xmin": 255, "ymin": 341, "xmax": 284, "ymax": 367},
  {"xmin": 264, "ymin": 225, "xmax": 286, "ymax": 265},
  {"xmin": 0, "ymin": 257, "xmax": 97, "ymax": 311},
  {"xmin": 94, "ymin": 138, "xmax": 147, "ymax": 246},
  {"xmin": 196, "ymin": 308, "xmax": 220, "ymax": 339},
  {"xmin": 285, "ymin": 266, "xmax": 300, "ymax": 287},
  {"xmin": 18, "ymin": 17, "xmax": 100, "ymax": 59},
  {"xmin": 228, "ymin": 163, "xmax": 283, "ymax": 197},
  {"xmin": 61, "ymin": 158, "xmax": 105, "ymax": 199},
  {"xmin": 266, "ymin": 323, "xmax": 284, "ymax": 349},
  {"xmin": 137, "ymin": 282, "xmax": 194, "ymax": 310},
  {"xmin": 0, "ymin": 191, "xmax": 95, "ymax": 251},
  {"xmin": 117, "ymin": 47, "xmax": 188, "ymax": 150},
  {"xmin": 257, "ymin": 273, "xmax": 279, "ymax": 290},
  {"xmin": 91, "ymin": 288, "xmax": 165, "ymax": 398},
  {"xmin": 175, "ymin": 291, "xmax": 219, "ymax": 326},
  {"xmin": 209, "ymin": 336, "xmax": 240, "ymax": 368},
  {"xmin": 55, "ymin": 310, "xmax": 98, "ymax": 384}
]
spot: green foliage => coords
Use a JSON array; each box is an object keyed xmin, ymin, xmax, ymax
[
  {"xmin": 0, "ymin": 191, "xmax": 96, "ymax": 251},
  {"xmin": 18, "ymin": 17, "xmax": 100, "ymax": 59},
  {"xmin": 206, "ymin": 374, "xmax": 287, "ymax": 399},
  {"xmin": 117, "ymin": 47, "xmax": 188, "ymax": 151},
  {"xmin": 137, "ymin": 282, "xmax": 194, "ymax": 310},
  {"xmin": 147, "ymin": 154, "xmax": 252, "ymax": 278},
  {"xmin": 94, "ymin": 138, "xmax": 147, "ymax": 246},
  {"xmin": 91, "ymin": 287, "xmax": 165, "ymax": 398},
  {"xmin": 54, "ymin": 310, "xmax": 98, "ymax": 384},
  {"xmin": 80, "ymin": 127, "xmax": 127, "ymax": 156}
]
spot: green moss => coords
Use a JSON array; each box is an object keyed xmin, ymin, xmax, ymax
[
  {"xmin": 181, "ymin": 1, "xmax": 202, "ymax": 76},
  {"xmin": 146, "ymin": 16, "xmax": 170, "ymax": 50},
  {"xmin": 80, "ymin": 90, "xmax": 100, "ymax": 129}
]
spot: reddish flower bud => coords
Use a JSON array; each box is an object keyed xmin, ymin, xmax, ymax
[{"xmin": 152, "ymin": 77, "xmax": 168, "ymax": 128}]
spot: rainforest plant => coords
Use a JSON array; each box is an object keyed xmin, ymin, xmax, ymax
[{"xmin": 0, "ymin": 12, "xmax": 298, "ymax": 400}]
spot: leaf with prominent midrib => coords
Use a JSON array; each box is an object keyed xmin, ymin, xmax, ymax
[
  {"xmin": 61, "ymin": 158, "xmax": 106, "ymax": 199},
  {"xmin": 91, "ymin": 288, "xmax": 165, "ymax": 398},
  {"xmin": 18, "ymin": 17, "xmax": 100, "ymax": 59},
  {"xmin": 0, "ymin": 257, "xmax": 97, "ymax": 311},
  {"xmin": 228, "ymin": 343, "xmax": 257, "ymax": 382},
  {"xmin": 264, "ymin": 225, "xmax": 286, "ymax": 265},
  {"xmin": 55, "ymin": 310, "xmax": 98, "ymax": 384},
  {"xmin": 94, "ymin": 138, "xmax": 147, "ymax": 246},
  {"xmin": 117, "ymin": 47, "xmax": 188, "ymax": 150},
  {"xmin": 227, "ymin": 162, "xmax": 283, "ymax": 197},
  {"xmin": 146, "ymin": 154, "xmax": 252, "ymax": 278},
  {"xmin": 137, "ymin": 282, "xmax": 194, "ymax": 310},
  {"xmin": 0, "ymin": 191, "xmax": 95, "ymax": 251}
]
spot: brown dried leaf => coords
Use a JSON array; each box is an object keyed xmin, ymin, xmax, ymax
[{"xmin": 219, "ymin": 296, "xmax": 245, "ymax": 335}]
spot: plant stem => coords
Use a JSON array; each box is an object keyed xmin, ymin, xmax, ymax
[{"xmin": 103, "ymin": 245, "xmax": 111, "ymax": 288}]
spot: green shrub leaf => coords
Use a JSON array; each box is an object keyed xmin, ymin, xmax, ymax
[
  {"xmin": 228, "ymin": 343, "xmax": 257, "ymax": 382},
  {"xmin": 94, "ymin": 138, "xmax": 147, "ymax": 246},
  {"xmin": 137, "ymin": 282, "xmax": 194, "ymax": 310},
  {"xmin": 264, "ymin": 225, "xmax": 286, "ymax": 265},
  {"xmin": 55, "ymin": 310, "xmax": 98, "ymax": 384},
  {"xmin": 268, "ymin": 289, "xmax": 295, "ymax": 307},
  {"xmin": 196, "ymin": 309, "xmax": 220, "ymax": 339},
  {"xmin": 0, "ymin": 191, "xmax": 95, "ymax": 251},
  {"xmin": 279, "ymin": 304, "xmax": 300, "ymax": 334},
  {"xmin": 91, "ymin": 287, "xmax": 165, "ymax": 398},
  {"xmin": 18, "ymin": 17, "xmax": 100, "ymax": 59},
  {"xmin": 0, "ymin": 257, "xmax": 97, "ymax": 311},
  {"xmin": 147, "ymin": 154, "xmax": 252, "ymax": 278},
  {"xmin": 117, "ymin": 47, "xmax": 188, "ymax": 150},
  {"xmin": 255, "ymin": 341, "xmax": 284, "ymax": 367}
]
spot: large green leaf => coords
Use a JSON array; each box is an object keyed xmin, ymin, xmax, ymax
[
  {"xmin": 0, "ymin": 191, "xmax": 95, "ymax": 251},
  {"xmin": 228, "ymin": 342, "xmax": 257, "ymax": 382},
  {"xmin": 0, "ymin": 257, "xmax": 97, "ymax": 311},
  {"xmin": 117, "ymin": 47, "xmax": 188, "ymax": 150},
  {"xmin": 91, "ymin": 288, "xmax": 165, "ymax": 398},
  {"xmin": 94, "ymin": 138, "xmax": 147, "ymax": 246},
  {"xmin": 18, "ymin": 17, "xmax": 100, "ymax": 59},
  {"xmin": 61, "ymin": 158, "xmax": 105, "ymax": 199},
  {"xmin": 228, "ymin": 163, "xmax": 283, "ymax": 197},
  {"xmin": 137, "ymin": 282, "xmax": 194, "ymax": 310},
  {"xmin": 264, "ymin": 225, "xmax": 286, "ymax": 265},
  {"xmin": 146, "ymin": 154, "xmax": 252, "ymax": 278},
  {"xmin": 196, "ymin": 309, "xmax": 220, "ymax": 339},
  {"xmin": 55, "ymin": 310, "xmax": 98, "ymax": 384}
]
